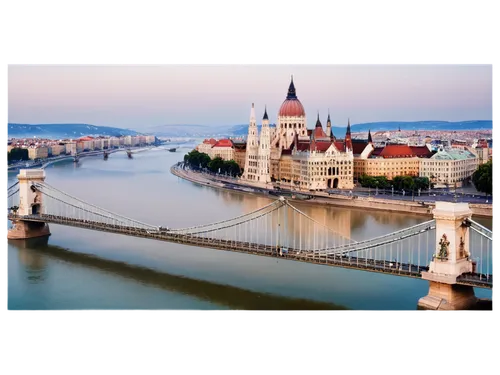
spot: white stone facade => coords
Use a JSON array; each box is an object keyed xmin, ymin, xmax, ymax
[
  {"xmin": 17, "ymin": 169, "xmax": 46, "ymax": 216},
  {"xmin": 256, "ymin": 109, "xmax": 271, "ymax": 183},
  {"xmin": 242, "ymin": 103, "xmax": 260, "ymax": 181}
]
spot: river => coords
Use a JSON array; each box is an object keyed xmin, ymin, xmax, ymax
[{"xmin": 7, "ymin": 148, "xmax": 493, "ymax": 310}]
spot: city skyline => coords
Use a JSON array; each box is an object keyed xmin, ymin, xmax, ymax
[{"xmin": 8, "ymin": 65, "xmax": 492, "ymax": 130}]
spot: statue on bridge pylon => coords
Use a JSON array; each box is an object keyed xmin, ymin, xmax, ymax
[
  {"xmin": 437, "ymin": 233, "xmax": 450, "ymax": 259},
  {"xmin": 418, "ymin": 202, "xmax": 476, "ymax": 310}
]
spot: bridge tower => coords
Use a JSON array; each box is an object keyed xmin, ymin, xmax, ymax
[
  {"xmin": 8, "ymin": 169, "xmax": 51, "ymax": 240},
  {"xmin": 418, "ymin": 202, "xmax": 476, "ymax": 310}
]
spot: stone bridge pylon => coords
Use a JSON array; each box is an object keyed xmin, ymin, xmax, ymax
[
  {"xmin": 418, "ymin": 202, "xmax": 476, "ymax": 310},
  {"xmin": 8, "ymin": 169, "xmax": 51, "ymax": 240}
]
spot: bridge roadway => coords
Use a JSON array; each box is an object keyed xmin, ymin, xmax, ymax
[{"xmin": 8, "ymin": 213, "xmax": 492, "ymax": 289}]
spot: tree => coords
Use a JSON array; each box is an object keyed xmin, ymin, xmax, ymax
[
  {"xmin": 184, "ymin": 150, "xmax": 210, "ymax": 170},
  {"xmin": 208, "ymin": 157, "xmax": 225, "ymax": 173},
  {"xmin": 223, "ymin": 160, "xmax": 241, "ymax": 176},
  {"xmin": 8, "ymin": 148, "xmax": 29, "ymax": 163},
  {"xmin": 472, "ymin": 161, "xmax": 492, "ymax": 195}
]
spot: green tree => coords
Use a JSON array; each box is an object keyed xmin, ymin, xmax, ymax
[
  {"xmin": 184, "ymin": 150, "xmax": 210, "ymax": 170},
  {"xmin": 208, "ymin": 157, "xmax": 225, "ymax": 173},
  {"xmin": 413, "ymin": 177, "xmax": 430, "ymax": 191},
  {"xmin": 374, "ymin": 176, "xmax": 389, "ymax": 189},
  {"xmin": 8, "ymin": 148, "xmax": 29, "ymax": 163},
  {"xmin": 401, "ymin": 175, "xmax": 415, "ymax": 190},
  {"xmin": 223, "ymin": 160, "xmax": 241, "ymax": 176},
  {"xmin": 472, "ymin": 161, "xmax": 492, "ymax": 195}
]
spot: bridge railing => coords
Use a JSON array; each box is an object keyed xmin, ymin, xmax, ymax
[{"xmin": 467, "ymin": 219, "xmax": 492, "ymax": 280}]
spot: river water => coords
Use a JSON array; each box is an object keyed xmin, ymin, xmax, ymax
[{"xmin": 7, "ymin": 148, "xmax": 492, "ymax": 310}]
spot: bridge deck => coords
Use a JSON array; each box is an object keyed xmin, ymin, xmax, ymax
[{"xmin": 8, "ymin": 214, "xmax": 492, "ymax": 289}]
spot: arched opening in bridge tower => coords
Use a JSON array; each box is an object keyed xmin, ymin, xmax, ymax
[{"xmin": 31, "ymin": 204, "xmax": 40, "ymax": 215}]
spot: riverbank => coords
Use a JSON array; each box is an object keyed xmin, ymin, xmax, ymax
[
  {"xmin": 170, "ymin": 165, "xmax": 492, "ymax": 218},
  {"xmin": 7, "ymin": 146, "xmax": 157, "ymax": 171}
]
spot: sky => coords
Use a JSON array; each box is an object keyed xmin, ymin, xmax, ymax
[{"xmin": 8, "ymin": 64, "xmax": 492, "ymax": 130}]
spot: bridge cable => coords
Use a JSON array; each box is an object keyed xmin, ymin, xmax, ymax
[
  {"xmin": 180, "ymin": 203, "xmax": 283, "ymax": 236},
  {"xmin": 285, "ymin": 200, "xmax": 357, "ymax": 245},
  {"xmin": 7, "ymin": 181, "xmax": 19, "ymax": 191},
  {"xmin": 318, "ymin": 219, "xmax": 435, "ymax": 251},
  {"xmin": 469, "ymin": 225, "xmax": 492, "ymax": 241},
  {"xmin": 328, "ymin": 225, "xmax": 437, "ymax": 256},
  {"xmin": 33, "ymin": 181, "xmax": 158, "ymax": 229},
  {"xmin": 170, "ymin": 199, "xmax": 284, "ymax": 233},
  {"xmin": 7, "ymin": 188, "xmax": 20, "ymax": 199},
  {"xmin": 34, "ymin": 188, "xmax": 143, "ymax": 225}
]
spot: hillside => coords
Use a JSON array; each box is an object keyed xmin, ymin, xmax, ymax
[
  {"xmin": 8, "ymin": 123, "xmax": 141, "ymax": 139},
  {"xmin": 8, "ymin": 120, "xmax": 492, "ymax": 139},
  {"xmin": 230, "ymin": 120, "xmax": 492, "ymax": 138}
]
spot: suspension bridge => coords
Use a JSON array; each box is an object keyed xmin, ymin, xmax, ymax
[{"xmin": 7, "ymin": 169, "xmax": 493, "ymax": 309}]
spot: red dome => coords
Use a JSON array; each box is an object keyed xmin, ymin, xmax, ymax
[{"xmin": 278, "ymin": 99, "xmax": 305, "ymax": 117}]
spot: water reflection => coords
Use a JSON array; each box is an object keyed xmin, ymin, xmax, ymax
[
  {"xmin": 8, "ymin": 240, "xmax": 348, "ymax": 310},
  {"xmin": 11, "ymin": 237, "xmax": 49, "ymax": 283}
]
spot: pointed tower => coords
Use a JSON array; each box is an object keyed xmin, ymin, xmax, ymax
[
  {"xmin": 315, "ymin": 112, "xmax": 322, "ymax": 128},
  {"xmin": 256, "ymin": 106, "xmax": 271, "ymax": 183},
  {"xmin": 326, "ymin": 110, "xmax": 332, "ymax": 137},
  {"xmin": 368, "ymin": 129, "xmax": 373, "ymax": 143},
  {"xmin": 242, "ymin": 103, "xmax": 260, "ymax": 181},
  {"xmin": 345, "ymin": 118, "xmax": 353, "ymax": 152},
  {"xmin": 276, "ymin": 76, "xmax": 307, "ymax": 150}
]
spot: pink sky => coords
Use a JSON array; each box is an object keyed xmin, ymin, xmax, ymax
[{"xmin": 8, "ymin": 65, "xmax": 492, "ymax": 129}]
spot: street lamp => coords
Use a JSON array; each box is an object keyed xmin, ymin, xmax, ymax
[{"xmin": 392, "ymin": 185, "xmax": 394, "ymax": 196}]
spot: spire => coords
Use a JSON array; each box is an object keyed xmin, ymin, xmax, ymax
[
  {"xmin": 286, "ymin": 75, "xmax": 297, "ymax": 99},
  {"xmin": 315, "ymin": 112, "xmax": 322, "ymax": 128},
  {"xmin": 263, "ymin": 105, "xmax": 268, "ymax": 120},
  {"xmin": 327, "ymin": 109, "xmax": 331, "ymax": 124},
  {"xmin": 346, "ymin": 118, "xmax": 351, "ymax": 135},
  {"xmin": 250, "ymin": 102, "xmax": 256, "ymax": 125},
  {"xmin": 368, "ymin": 129, "xmax": 373, "ymax": 143}
]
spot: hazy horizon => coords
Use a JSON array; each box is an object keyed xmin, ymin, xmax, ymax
[{"xmin": 8, "ymin": 65, "xmax": 492, "ymax": 129}]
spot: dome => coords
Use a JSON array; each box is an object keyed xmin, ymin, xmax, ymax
[
  {"xmin": 278, "ymin": 77, "xmax": 306, "ymax": 117},
  {"xmin": 279, "ymin": 99, "xmax": 305, "ymax": 117}
]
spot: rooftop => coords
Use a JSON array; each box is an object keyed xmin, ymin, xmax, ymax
[{"xmin": 431, "ymin": 148, "xmax": 477, "ymax": 160}]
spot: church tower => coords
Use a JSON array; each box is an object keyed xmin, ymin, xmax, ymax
[
  {"xmin": 345, "ymin": 118, "xmax": 353, "ymax": 152},
  {"xmin": 326, "ymin": 111, "xmax": 332, "ymax": 138},
  {"xmin": 242, "ymin": 103, "xmax": 260, "ymax": 181},
  {"xmin": 257, "ymin": 106, "xmax": 271, "ymax": 183}
]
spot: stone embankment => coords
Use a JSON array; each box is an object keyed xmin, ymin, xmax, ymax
[{"xmin": 170, "ymin": 166, "xmax": 492, "ymax": 218}]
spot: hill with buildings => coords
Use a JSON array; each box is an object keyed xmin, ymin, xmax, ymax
[
  {"xmin": 9, "ymin": 120, "xmax": 492, "ymax": 140},
  {"xmin": 229, "ymin": 120, "xmax": 492, "ymax": 138},
  {"xmin": 8, "ymin": 123, "xmax": 141, "ymax": 139}
]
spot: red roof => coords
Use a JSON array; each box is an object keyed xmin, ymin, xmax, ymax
[
  {"xmin": 334, "ymin": 141, "xmax": 345, "ymax": 152},
  {"xmin": 352, "ymin": 141, "xmax": 368, "ymax": 155},
  {"xmin": 370, "ymin": 147, "xmax": 384, "ymax": 157},
  {"xmin": 278, "ymin": 99, "xmax": 305, "ymax": 117},
  {"xmin": 409, "ymin": 146, "xmax": 433, "ymax": 158},
  {"xmin": 213, "ymin": 139, "xmax": 233, "ymax": 148},
  {"xmin": 203, "ymin": 138, "xmax": 217, "ymax": 145},
  {"xmin": 378, "ymin": 144, "xmax": 415, "ymax": 158},
  {"xmin": 313, "ymin": 126, "xmax": 327, "ymax": 139},
  {"xmin": 312, "ymin": 141, "xmax": 333, "ymax": 152}
]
